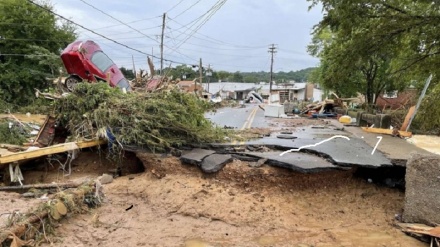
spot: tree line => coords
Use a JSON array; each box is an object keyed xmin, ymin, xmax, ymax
[{"xmin": 121, "ymin": 65, "xmax": 315, "ymax": 84}]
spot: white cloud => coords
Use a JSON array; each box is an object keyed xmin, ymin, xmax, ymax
[{"xmin": 50, "ymin": 0, "xmax": 323, "ymax": 72}]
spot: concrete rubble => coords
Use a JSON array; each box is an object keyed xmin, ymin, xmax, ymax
[{"xmin": 403, "ymin": 153, "xmax": 440, "ymax": 226}]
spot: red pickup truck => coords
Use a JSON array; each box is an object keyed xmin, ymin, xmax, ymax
[{"xmin": 61, "ymin": 40, "xmax": 131, "ymax": 91}]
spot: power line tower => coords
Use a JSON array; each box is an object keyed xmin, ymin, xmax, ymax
[{"xmin": 268, "ymin": 44, "xmax": 277, "ymax": 94}]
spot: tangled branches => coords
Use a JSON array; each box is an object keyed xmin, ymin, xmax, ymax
[{"xmin": 54, "ymin": 83, "xmax": 227, "ymax": 152}]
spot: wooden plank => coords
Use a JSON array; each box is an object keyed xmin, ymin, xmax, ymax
[
  {"xmin": 0, "ymin": 144, "xmax": 27, "ymax": 151},
  {"xmin": 361, "ymin": 127, "xmax": 412, "ymax": 137},
  {"xmin": 0, "ymin": 182, "xmax": 80, "ymax": 192},
  {"xmin": 32, "ymin": 115, "xmax": 50, "ymax": 145},
  {"xmin": 396, "ymin": 223, "xmax": 440, "ymax": 238},
  {"xmin": 0, "ymin": 114, "xmax": 48, "ymax": 125},
  {"xmin": 401, "ymin": 106, "xmax": 416, "ymax": 131},
  {"xmin": 0, "ymin": 139, "xmax": 106, "ymax": 165}
]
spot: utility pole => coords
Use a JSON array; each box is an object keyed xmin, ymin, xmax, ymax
[
  {"xmin": 131, "ymin": 55, "xmax": 136, "ymax": 80},
  {"xmin": 197, "ymin": 58, "xmax": 202, "ymax": 97},
  {"xmin": 160, "ymin": 13, "xmax": 166, "ymax": 75},
  {"xmin": 206, "ymin": 64, "xmax": 212, "ymax": 93},
  {"xmin": 268, "ymin": 44, "xmax": 277, "ymax": 95}
]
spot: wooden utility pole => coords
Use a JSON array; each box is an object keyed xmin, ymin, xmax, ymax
[
  {"xmin": 160, "ymin": 13, "xmax": 166, "ymax": 75},
  {"xmin": 268, "ymin": 44, "xmax": 277, "ymax": 94},
  {"xmin": 131, "ymin": 55, "xmax": 136, "ymax": 80},
  {"xmin": 206, "ymin": 64, "xmax": 212, "ymax": 93},
  {"xmin": 196, "ymin": 58, "xmax": 202, "ymax": 96}
]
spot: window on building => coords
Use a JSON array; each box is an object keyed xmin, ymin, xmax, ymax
[{"xmin": 383, "ymin": 90, "xmax": 398, "ymax": 99}]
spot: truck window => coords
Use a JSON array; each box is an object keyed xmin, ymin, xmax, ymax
[
  {"xmin": 117, "ymin": 78, "xmax": 131, "ymax": 91},
  {"xmin": 91, "ymin": 51, "xmax": 114, "ymax": 72}
]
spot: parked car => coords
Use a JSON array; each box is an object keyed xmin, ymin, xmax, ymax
[{"xmin": 60, "ymin": 40, "xmax": 131, "ymax": 91}]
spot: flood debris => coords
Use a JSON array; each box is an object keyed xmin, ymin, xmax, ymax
[
  {"xmin": 0, "ymin": 182, "xmax": 80, "ymax": 192},
  {"xmin": 0, "ymin": 180, "xmax": 102, "ymax": 246},
  {"xmin": 403, "ymin": 153, "xmax": 440, "ymax": 226},
  {"xmin": 362, "ymin": 126, "xmax": 412, "ymax": 138},
  {"xmin": 53, "ymin": 83, "xmax": 227, "ymax": 152},
  {"xmin": 396, "ymin": 223, "xmax": 440, "ymax": 246}
]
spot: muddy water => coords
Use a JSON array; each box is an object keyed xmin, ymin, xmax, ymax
[{"xmin": 407, "ymin": 135, "xmax": 440, "ymax": 155}]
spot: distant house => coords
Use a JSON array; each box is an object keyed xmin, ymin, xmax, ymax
[
  {"xmin": 202, "ymin": 82, "xmax": 256, "ymax": 100},
  {"xmin": 177, "ymin": 80, "xmax": 203, "ymax": 93},
  {"xmin": 376, "ymin": 88, "xmax": 418, "ymax": 110},
  {"xmin": 260, "ymin": 82, "xmax": 321, "ymax": 103},
  {"xmin": 201, "ymin": 82, "xmax": 322, "ymax": 103}
]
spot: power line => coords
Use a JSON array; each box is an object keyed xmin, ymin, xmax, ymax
[
  {"xmin": 93, "ymin": 16, "xmax": 163, "ymax": 31},
  {"xmin": 0, "ymin": 54, "xmax": 53, "ymax": 57},
  {"xmin": 176, "ymin": 0, "xmax": 227, "ymax": 47},
  {"xmin": 173, "ymin": 0, "xmax": 203, "ymax": 18},
  {"xmin": 164, "ymin": 32, "xmax": 266, "ymax": 51},
  {"xmin": 168, "ymin": 0, "xmax": 227, "ymax": 55},
  {"xmin": 166, "ymin": 0, "xmax": 186, "ymax": 13},
  {"xmin": 79, "ymin": 24, "xmax": 162, "ymax": 37},
  {"xmin": 171, "ymin": 0, "xmax": 226, "ymax": 41},
  {"xmin": 167, "ymin": 17, "xmax": 266, "ymax": 49},
  {"xmin": 171, "ymin": 46, "xmax": 267, "ymax": 58},
  {"xmin": 165, "ymin": 22, "xmax": 191, "ymax": 64},
  {"xmin": 78, "ymin": 0, "xmax": 158, "ymax": 44},
  {"xmin": 277, "ymin": 48, "xmax": 308, "ymax": 55},
  {"xmin": 26, "ymin": 0, "xmax": 190, "ymax": 66}
]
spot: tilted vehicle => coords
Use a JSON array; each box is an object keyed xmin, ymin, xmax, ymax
[{"xmin": 60, "ymin": 40, "xmax": 131, "ymax": 91}]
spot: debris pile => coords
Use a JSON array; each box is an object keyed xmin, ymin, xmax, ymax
[
  {"xmin": 54, "ymin": 83, "xmax": 227, "ymax": 152},
  {"xmin": 0, "ymin": 181, "xmax": 102, "ymax": 246}
]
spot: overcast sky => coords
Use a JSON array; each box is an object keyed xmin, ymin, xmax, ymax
[{"xmin": 50, "ymin": 0, "xmax": 323, "ymax": 73}]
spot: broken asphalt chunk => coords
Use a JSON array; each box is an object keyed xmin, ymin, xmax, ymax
[
  {"xmin": 247, "ymin": 151, "xmax": 340, "ymax": 173},
  {"xmin": 200, "ymin": 154, "xmax": 232, "ymax": 173},
  {"xmin": 231, "ymin": 154, "xmax": 259, "ymax": 162},
  {"xmin": 248, "ymin": 158, "xmax": 267, "ymax": 168},
  {"xmin": 276, "ymin": 134, "xmax": 298, "ymax": 139},
  {"xmin": 180, "ymin": 148, "xmax": 216, "ymax": 166}
]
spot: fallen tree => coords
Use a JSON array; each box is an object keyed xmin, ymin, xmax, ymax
[
  {"xmin": 0, "ymin": 181, "xmax": 101, "ymax": 246},
  {"xmin": 54, "ymin": 83, "xmax": 227, "ymax": 152}
]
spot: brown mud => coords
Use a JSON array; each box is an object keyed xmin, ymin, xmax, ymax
[{"xmin": 4, "ymin": 150, "xmax": 424, "ymax": 247}]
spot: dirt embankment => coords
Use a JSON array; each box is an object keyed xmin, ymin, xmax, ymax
[{"xmin": 10, "ymin": 151, "xmax": 422, "ymax": 247}]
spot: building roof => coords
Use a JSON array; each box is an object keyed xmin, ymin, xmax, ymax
[
  {"xmin": 177, "ymin": 80, "xmax": 195, "ymax": 87},
  {"xmin": 202, "ymin": 82, "xmax": 309, "ymax": 94},
  {"xmin": 262, "ymin": 82, "xmax": 307, "ymax": 90},
  {"xmin": 202, "ymin": 82, "xmax": 258, "ymax": 94}
]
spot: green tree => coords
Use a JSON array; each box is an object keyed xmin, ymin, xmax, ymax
[
  {"xmin": 216, "ymin": 70, "xmax": 230, "ymax": 82},
  {"xmin": 243, "ymin": 75, "xmax": 258, "ymax": 83},
  {"xmin": 231, "ymin": 71, "xmax": 243, "ymax": 82},
  {"xmin": 120, "ymin": 67, "xmax": 135, "ymax": 79},
  {"xmin": 0, "ymin": 0, "xmax": 76, "ymax": 106},
  {"xmin": 163, "ymin": 64, "xmax": 197, "ymax": 80},
  {"xmin": 307, "ymin": 0, "xmax": 420, "ymax": 104}
]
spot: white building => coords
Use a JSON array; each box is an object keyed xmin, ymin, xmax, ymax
[{"xmin": 202, "ymin": 82, "xmax": 323, "ymax": 103}]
